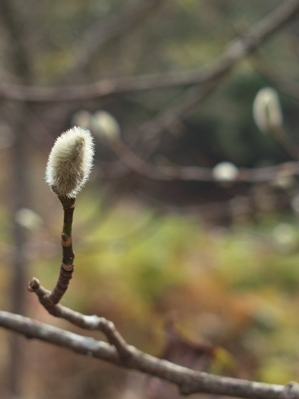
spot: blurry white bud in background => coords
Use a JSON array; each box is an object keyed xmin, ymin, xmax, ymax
[
  {"xmin": 71, "ymin": 110, "xmax": 93, "ymax": 131},
  {"xmin": 91, "ymin": 111, "xmax": 120, "ymax": 141},
  {"xmin": 15, "ymin": 208, "xmax": 43, "ymax": 231},
  {"xmin": 271, "ymin": 170, "xmax": 296, "ymax": 190},
  {"xmin": 272, "ymin": 223, "xmax": 297, "ymax": 253},
  {"xmin": 0, "ymin": 122, "xmax": 15, "ymax": 149},
  {"xmin": 291, "ymin": 194, "xmax": 299, "ymax": 214},
  {"xmin": 253, "ymin": 87, "xmax": 283, "ymax": 134},
  {"xmin": 212, "ymin": 162, "xmax": 238, "ymax": 182},
  {"xmin": 45, "ymin": 127, "xmax": 94, "ymax": 198}
]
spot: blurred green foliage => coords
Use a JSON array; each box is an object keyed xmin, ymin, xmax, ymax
[{"xmin": 23, "ymin": 190, "xmax": 299, "ymax": 388}]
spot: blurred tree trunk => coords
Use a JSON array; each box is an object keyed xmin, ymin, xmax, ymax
[{"xmin": 0, "ymin": 1, "xmax": 33, "ymax": 397}]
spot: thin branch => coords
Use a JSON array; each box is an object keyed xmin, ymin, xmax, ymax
[
  {"xmin": 136, "ymin": 81, "xmax": 218, "ymax": 145},
  {"xmin": 27, "ymin": 278, "xmax": 132, "ymax": 359},
  {"xmin": 65, "ymin": 0, "xmax": 167, "ymax": 79},
  {"xmin": 0, "ymin": 310, "xmax": 298, "ymax": 399},
  {"xmin": 253, "ymin": 51, "xmax": 299, "ymax": 101},
  {"xmin": 97, "ymin": 80, "xmax": 219, "ymax": 175},
  {"xmin": 107, "ymin": 139, "xmax": 169, "ymax": 179},
  {"xmin": 158, "ymin": 161, "xmax": 299, "ymax": 183},
  {"xmin": 1, "ymin": 0, "xmax": 299, "ymax": 102},
  {"xmin": 100, "ymin": 136, "xmax": 299, "ymax": 183}
]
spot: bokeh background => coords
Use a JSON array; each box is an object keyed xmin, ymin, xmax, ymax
[{"xmin": 1, "ymin": 0, "xmax": 299, "ymax": 398}]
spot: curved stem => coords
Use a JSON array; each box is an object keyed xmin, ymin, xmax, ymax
[{"xmin": 48, "ymin": 196, "xmax": 76, "ymax": 305}]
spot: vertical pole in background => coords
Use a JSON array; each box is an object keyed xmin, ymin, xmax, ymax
[
  {"xmin": 0, "ymin": 1, "xmax": 32, "ymax": 397},
  {"xmin": 8, "ymin": 112, "xmax": 30, "ymax": 397}
]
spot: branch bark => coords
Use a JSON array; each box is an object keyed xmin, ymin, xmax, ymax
[{"xmin": 0, "ymin": 310, "xmax": 298, "ymax": 399}]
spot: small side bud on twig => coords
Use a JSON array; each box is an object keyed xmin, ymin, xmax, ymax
[
  {"xmin": 91, "ymin": 111, "xmax": 121, "ymax": 142},
  {"xmin": 253, "ymin": 87, "xmax": 283, "ymax": 134},
  {"xmin": 45, "ymin": 127, "xmax": 95, "ymax": 198},
  {"xmin": 212, "ymin": 162, "xmax": 238, "ymax": 182}
]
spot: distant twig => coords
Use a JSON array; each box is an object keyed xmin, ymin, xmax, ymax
[
  {"xmin": 100, "ymin": 136, "xmax": 299, "ymax": 183},
  {"xmin": 158, "ymin": 161, "xmax": 299, "ymax": 182},
  {"xmin": 253, "ymin": 52, "xmax": 299, "ymax": 101},
  {"xmin": 65, "ymin": 0, "xmax": 167, "ymax": 79},
  {"xmin": 136, "ymin": 81, "xmax": 218, "ymax": 146},
  {"xmin": 1, "ymin": 0, "xmax": 299, "ymax": 102}
]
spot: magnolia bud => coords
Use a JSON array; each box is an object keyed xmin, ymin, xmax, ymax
[
  {"xmin": 253, "ymin": 87, "xmax": 283, "ymax": 134},
  {"xmin": 212, "ymin": 162, "xmax": 238, "ymax": 182},
  {"xmin": 91, "ymin": 111, "xmax": 120, "ymax": 141},
  {"xmin": 45, "ymin": 127, "xmax": 94, "ymax": 198}
]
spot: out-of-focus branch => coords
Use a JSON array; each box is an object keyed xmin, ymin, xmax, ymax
[
  {"xmin": 0, "ymin": 310, "xmax": 298, "ymax": 399},
  {"xmin": 65, "ymin": 0, "xmax": 167, "ymax": 79},
  {"xmin": 1, "ymin": 0, "xmax": 299, "ymax": 102},
  {"xmin": 159, "ymin": 161, "xmax": 299, "ymax": 183},
  {"xmin": 100, "ymin": 134, "xmax": 299, "ymax": 183},
  {"xmin": 137, "ymin": 82, "xmax": 218, "ymax": 145}
]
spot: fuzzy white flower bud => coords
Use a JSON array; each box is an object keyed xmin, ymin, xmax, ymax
[
  {"xmin": 212, "ymin": 162, "xmax": 238, "ymax": 182},
  {"xmin": 91, "ymin": 111, "xmax": 120, "ymax": 141},
  {"xmin": 253, "ymin": 88, "xmax": 283, "ymax": 134},
  {"xmin": 45, "ymin": 127, "xmax": 94, "ymax": 198}
]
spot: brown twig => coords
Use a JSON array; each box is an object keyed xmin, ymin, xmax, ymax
[
  {"xmin": 27, "ymin": 191, "xmax": 132, "ymax": 359},
  {"xmin": 46, "ymin": 196, "xmax": 76, "ymax": 305},
  {"xmin": 0, "ymin": 310, "xmax": 299, "ymax": 399},
  {"xmin": 1, "ymin": 0, "xmax": 299, "ymax": 102},
  {"xmin": 27, "ymin": 278, "xmax": 132, "ymax": 359}
]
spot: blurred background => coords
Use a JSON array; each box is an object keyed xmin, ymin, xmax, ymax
[{"xmin": 2, "ymin": 0, "xmax": 299, "ymax": 398}]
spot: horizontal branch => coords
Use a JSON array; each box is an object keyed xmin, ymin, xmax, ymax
[
  {"xmin": 158, "ymin": 161, "xmax": 299, "ymax": 182},
  {"xmin": 99, "ymin": 137, "xmax": 299, "ymax": 183},
  {"xmin": 0, "ymin": 310, "xmax": 298, "ymax": 399},
  {"xmin": 1, "ymin": 0, "xmax": 299, "ymax": 102},
  {"xmin": 28, "ymin": 278, "xmax": 132, "ymax": 359}
]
